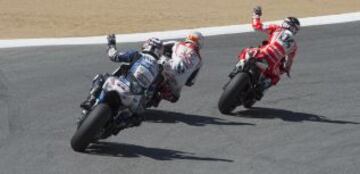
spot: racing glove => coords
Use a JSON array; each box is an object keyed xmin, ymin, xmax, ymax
[
  {"xmin": 253, "ymin": 6, "xmax": 262, "ymax": 17},
  {"xmin": 107, "ymin": 34, "xmax": 116, "ymax": 48}
]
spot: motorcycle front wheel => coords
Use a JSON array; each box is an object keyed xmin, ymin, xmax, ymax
[
  {"xmin": 70, "ymin": 103, "xmax": 112, "ymax": 152},
  {"xmin": 218, "ymin": 73, "xmax": 250, "ymax": 114}
]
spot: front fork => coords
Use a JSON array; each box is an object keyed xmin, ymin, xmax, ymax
[
  {"xmin": 78, "ymin": 73, "xmax": 109, "ymax": 126},
  {"xmin": 84, "ymin": 64, "xmax": 128, "ymax": 109},
  {"xmin": 223, "ymin": 61, "xmax": 242, "ymax": 90}
]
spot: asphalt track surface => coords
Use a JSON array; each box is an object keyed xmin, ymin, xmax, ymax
[{"xmin": 1, "ymin": 22, "xmax": 360, "ymax": 174}]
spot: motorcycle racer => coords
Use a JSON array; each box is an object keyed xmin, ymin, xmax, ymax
[
  {"xmin": 153, "ymin": 31, "xmax": 204, "ymax": 105},
  {"xmin": 80, "ymin": 34, "xmax": 164, "ymax": 115},
  {"xmin": 239, "ymin": 6, "xmax": 300, "ymax": 100}
]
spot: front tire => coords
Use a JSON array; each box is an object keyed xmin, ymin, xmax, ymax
[
  {"xmin": 71, "ymin": 103, "xmax": 112, "ymax": 152},
  {"xmin": 243, "ymin": 99, "xmax": 256, "ymax": 108},
  {"xmin": 218, "ymin": 73, "xmax": 250, "ymax": 114}
]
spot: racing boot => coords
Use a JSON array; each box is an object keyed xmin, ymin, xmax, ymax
[{"xmin": 146, "ymin": 92, "xmax": 162, "ymax": 108}]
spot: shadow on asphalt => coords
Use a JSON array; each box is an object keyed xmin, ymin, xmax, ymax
[
  {"xmin": 86, "ymin": 142, "xmax": 233, "ymax": 162},
  {"xmin": 232, "ymin": 107, "xmax": 359, "ymax": 124},
  {"xmin": 143, "ymin": 109, "xmax": 255, "ymax": 126}
]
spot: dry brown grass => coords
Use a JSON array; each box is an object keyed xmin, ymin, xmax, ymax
[{"xmin": 0, "ymin": 0, "xmax": 359, "ymax": 39}]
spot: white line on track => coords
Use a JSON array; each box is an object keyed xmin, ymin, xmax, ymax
[{"xmin": 0, "ymin": 12, "xmax": 360, "ymax": 49}]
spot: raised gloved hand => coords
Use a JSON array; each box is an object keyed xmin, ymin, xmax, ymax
[
  {"xmin": 107, "ymin": 34, "xmax": 116, "ymax": 48},
  {"xmin": 253, "ymin": 6, "xmax": 262, "ymax": 17}
]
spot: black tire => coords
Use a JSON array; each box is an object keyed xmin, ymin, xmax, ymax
[
  {"xmin": 243, "ymin": 99, "xmax": 256, "ymax": 109},
  {"xmin": 218, "ymin": 73, "xmax": 250, "ymax": 114},
  {"xmin": 71, "ymin": 103, "xmax": 112, "ymax": 152}
]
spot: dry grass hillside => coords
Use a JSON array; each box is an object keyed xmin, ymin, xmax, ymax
[{"xmin": 0, "ymin": 0, "xmax": 359, "ymax": 38}]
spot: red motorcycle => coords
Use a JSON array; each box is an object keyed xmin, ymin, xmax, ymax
[{"xmin": 218, "ymin": 46, "xmax": 270, "ymax": 114}]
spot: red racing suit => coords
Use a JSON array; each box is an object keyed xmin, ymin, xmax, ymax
[{"xmin": 239, "ymin": 15, "xmax": 297, "ymax": 85}]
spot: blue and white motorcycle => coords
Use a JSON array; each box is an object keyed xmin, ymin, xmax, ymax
[{"xmin": 71, "ymin": 57, "xmax": 162, "ymax": 152}]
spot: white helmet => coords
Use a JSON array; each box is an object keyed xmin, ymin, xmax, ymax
[
  {"xmin": 282, "ymin": 17, "xmax": 301, "ymax": 34},
  {"xmin": 185, "ymin": 31, "xmax": 204, "ymax": 49},
  {"xmin": 142, "ymin": 37, "xmax": 163, "ymax": 58}
]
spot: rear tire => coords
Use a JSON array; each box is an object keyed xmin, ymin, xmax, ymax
[
  {"xmin": 71, "ymin": 103, "xmax": 112, "ymax": 152},
  {"xmin": 218, "ymin": 73, "xmax": 250, "ymax": 114}
]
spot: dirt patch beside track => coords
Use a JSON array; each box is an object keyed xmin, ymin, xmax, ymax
[{"xmin": 0, "ymin": 0, "xmax": 359, "ymax": 39}]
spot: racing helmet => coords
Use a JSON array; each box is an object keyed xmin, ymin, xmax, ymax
[
  {"xmin": 142, "ymin": 37, "xmax": 163, "ymax": 58},
  {"xmin": 282, "ymin": 17, "xmax": 300, "ymax": 34},
  {"xmin": 185, "ymin": 31, "xmax": 204, "ymax": 49}
]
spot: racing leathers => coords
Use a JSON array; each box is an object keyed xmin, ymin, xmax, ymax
[
  {"xmin": 81, "ymin": 48, "xmax": 162, "ymax": 115},
  {"xmin": 239, "ymin": 11, "xmax": 298, "ymax": 99},
  {"xmin": 158, "ymin": 40, "xmax": 203, "ymax": 103}
]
